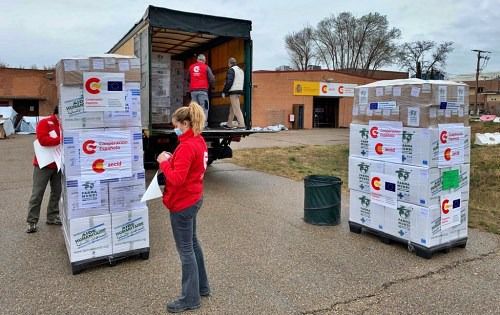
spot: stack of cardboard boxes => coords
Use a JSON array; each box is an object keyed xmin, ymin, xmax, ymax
[
  {"xmin": 150, "ymin": 53, "xmax": 185, "ymax": 124},
  {"xmin": 349, "ymin": 79, "xmax": 470, "ymax": 256},
  {"xmin": 56, "ymin": 55, "xmax": 149, "ymax": 267}
]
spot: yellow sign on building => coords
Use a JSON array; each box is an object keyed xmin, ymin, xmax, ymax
[{"xmin": 293, "ymin": 81, "xmax": 320, "ymax": 96}]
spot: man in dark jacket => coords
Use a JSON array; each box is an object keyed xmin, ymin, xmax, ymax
[
  {"xmin": 222, "ymin": 57, "xmax": 246, "ymax": 129},
  {"xmin": 26, "ymin": 106, "xmax": 62, "ymax": 233}
]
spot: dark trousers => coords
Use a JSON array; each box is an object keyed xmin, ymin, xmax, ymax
[
  {"xmin": 26, "ymin": 166, "xmax": 61, "ymax": 224},
  {"xmin": 170, "ymin": 199, "xmax": 210, "ymax": 305}
]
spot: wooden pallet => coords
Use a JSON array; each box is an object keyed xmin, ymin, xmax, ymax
[
  {"xmin": 71, "ymin": 247, "xmax": 150, "ymax": 275},
  {"xmin": 348, "ymin": 221, "xmax": 467, "ymax": 259}
]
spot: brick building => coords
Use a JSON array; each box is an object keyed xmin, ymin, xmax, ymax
[
  {"xmin": 251, "ymin": 69, "xmax": 408, "ymax": 128},
  {"xmin": 463, "ymin": 79, "xmax": 500, "ymax": 115},
  {"xmin": 0, "ymin": 68, "xmax": 57, "ymax": 118}
]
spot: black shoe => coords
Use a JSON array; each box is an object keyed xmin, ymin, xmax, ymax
[
  {"xmin": 46, "ymin": 216, "xmax": 62, "ymax": 225},
  {"xmin": 166, "ymin": 300, "xmax": 200, "ymax": 313},
  {"xmin": 200, "ymin": 290, "xmax": 211, "ymax": 297},
  {"xmin": 26, "ymin": 223, "xmax": 38, "ymax": 233},
  {"xmin": 223, "ymin": 125, "xmax": 236, "ymax": 130}
]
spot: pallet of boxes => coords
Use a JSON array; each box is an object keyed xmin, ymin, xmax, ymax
[
  {"xmin": 348, "ymin": 79, "xmax": 470, "ymax": 259},
  {"xmin": 56, "ymin": 55, "xmax": 150, "ymax": 274}
]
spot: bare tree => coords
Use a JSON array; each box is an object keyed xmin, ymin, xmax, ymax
[
  {"xmin": 0, "ymin": 61, "xmax": 8, "ymax": 68},
  {"xmin": 285, "ymin": 26, "xmax": 316, "ymax": 70},
  {"xmin": 397, "ymin": 41, "xmax": 454, "ymax": 78},
  {"xmin": 313, "ymin": 12, "xmax": 400, "ymax": 71}
]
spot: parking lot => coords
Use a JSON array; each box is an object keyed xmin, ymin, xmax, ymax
[{"xmin": 0, "ymin": 130, "xmax": 499, "ymax": 315}]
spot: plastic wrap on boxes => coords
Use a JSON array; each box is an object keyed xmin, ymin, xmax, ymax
[
  {"xmin": 353, "ymin": 79, "xmax": 469, "ymax": 127},
  {"xmin": 62, "ymin": 127, "xmax": 143, "ymax": 178},
  {"xmin": 63, "ymin": 214, "xmax": 112, "ymax": 262},
  {"xmin": 108, "ymin": 171, "xmax": 147, "ymax": 213},
  {"xmin": 348, "ymin": 156, "xmax": 385, "ymax": 193},
  {"xmin": 410, "ymin": 201, "xmax": 468, "ymax": 248},
  {"xmin": 103, "ymin": 82, "xmax": 141, "ymax": 128},
  {"xmin": 349, "ymin": 123, "xmax": 370, "ymax": 158},
  {"xmin": 59, "ymin": 86, "xmax": 105, "ymax": 130},
  {"xmin": 56, "ymin": 55, "xmax": 140, "ymax": 86},
  {"xmin": 62, "ymin": 176, "xmax": 110, "ymax": 219},
  {"xmin": 111, "ymin": 208, "xmax": 149, "ymax": 254},
  {"xmin": 349, "ymin": 190, "xmax": 385, "ymax": 231}
]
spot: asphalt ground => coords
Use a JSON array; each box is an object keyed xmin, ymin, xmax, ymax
[{"xmin": 0, "ymin": 130, "xmax": 499, "ymax": 315}]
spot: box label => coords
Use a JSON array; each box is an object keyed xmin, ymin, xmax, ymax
[
  {"xmin": 370, "ymin": 172, "xmax": 398, "ymax": 209},
  {"xmin": 368, "ymin": 121, "xmax": 403, "ymax": 163},
  {"xmin": 83, "ymin": 72, "xmax": 126, "ymax": 112},
  {"xmin": 440, "ymin": 192, "xmax": 461, "ymax": 231}
]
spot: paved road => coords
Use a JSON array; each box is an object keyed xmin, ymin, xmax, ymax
[{"xmin": 0, "ymin": 132, "xmax": 499, "ymax": 315}]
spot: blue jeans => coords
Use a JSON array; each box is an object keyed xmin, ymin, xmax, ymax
[
  {"xmin": 190, "ymin": 91, "xmax": 209, "ymax": 125},
  {"xmin": 170, "ymin": 199, "xmax": 209, "ymax": 305}
]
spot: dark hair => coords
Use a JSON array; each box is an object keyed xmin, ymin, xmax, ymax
[{"xmin": 53, "ymin": 106, "xmax": 59, "ymax": 115}]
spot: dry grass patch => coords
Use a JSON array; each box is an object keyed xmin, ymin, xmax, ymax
[
  {"xmin": 230, "ymin": 144, "xmax": 349, "ymax": 186},
  {"xmin": 231, "ymin": 125, "xmax": 500, "ymax": 234}
]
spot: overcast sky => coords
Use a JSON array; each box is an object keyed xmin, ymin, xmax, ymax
[{"xmin": 1, "ymin": 0, "xmax": 499, "ymax": 76}]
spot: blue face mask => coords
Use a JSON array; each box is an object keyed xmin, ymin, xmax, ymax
[{"xmin": 174, "ymin": 128, "xmax": 183, "ymax": 136}]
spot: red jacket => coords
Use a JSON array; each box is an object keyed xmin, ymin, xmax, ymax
[
  {"xmin": 33, "ymin": 114, "xmax": 60, "ymax": 169},
  {"xmin": 159, "ymin": 129, "xmax": 208, "ymax": 212},
  {"xmin": 189, "ymin": 62, "xmax": 210, "ymax": 91}
]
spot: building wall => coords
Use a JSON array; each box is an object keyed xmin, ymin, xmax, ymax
[
  {"xmin": 0, "ymin": 68, "xmax": 57, "ymax": 115},
  {"xmin": 252, "ymin": 70, "xmax": 406, "ymax": 128},
  {"xmin": 463, "ymin": 79, "xmax": 500, "ymax": 114}
]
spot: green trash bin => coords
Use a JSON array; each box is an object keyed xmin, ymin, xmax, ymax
[{"xmin": 304, "ymin": 175, "xmax": 342, "ymax": 225}]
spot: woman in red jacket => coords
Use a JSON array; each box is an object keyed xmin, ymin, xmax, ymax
[{"xmin": 157, "ymin": 102, "xmax": 209, "ymax": 313}]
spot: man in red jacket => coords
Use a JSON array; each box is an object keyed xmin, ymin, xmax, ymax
[
  {"xmin": 26, "ymin": 107, "xmax": 62, "ymax": 233},
  {"xmin": 188, "ymin": 54, "xmax": 215, "ymax": 127}
]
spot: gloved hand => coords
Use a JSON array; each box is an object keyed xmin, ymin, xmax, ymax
[{"xmin": 221, "ymin": 93, "xmax": 226, "ymax": 98}]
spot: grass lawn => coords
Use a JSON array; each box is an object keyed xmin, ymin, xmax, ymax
[{"xmin": 230, "ymin": 121, "xmax": 500, "ymax": 234}]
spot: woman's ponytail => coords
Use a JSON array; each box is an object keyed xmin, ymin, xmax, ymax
[{"xmin": 171, "ymin": 102, "xmax": 205, "ymax": 135}]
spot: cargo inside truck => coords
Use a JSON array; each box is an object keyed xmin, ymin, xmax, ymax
[
  {"xmin": 108, "ymin": 5, "xmax": 253, "ymax": 130},
  {"xmin": 108, "ymin": 6, "xmax": 266, "ymax": 166}
]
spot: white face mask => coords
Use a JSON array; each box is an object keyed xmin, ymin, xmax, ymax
[{"xmin": 174, "ymin": 128, "xmax": 183, "ymax": 136}]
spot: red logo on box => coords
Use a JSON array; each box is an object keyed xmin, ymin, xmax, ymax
[
  {"xmin": 370, "ymin": 126, "xmax": 379, "ymax": 138},
  {"xmin": 85, "ymin": 77, "xmax": 101, "ymax": 95},
  {"xmin": 82, "ymin": 140, "xmax": 97, "ymax": 154}
]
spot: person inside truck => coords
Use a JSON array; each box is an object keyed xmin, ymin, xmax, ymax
[
  {"xmin": 26, "ymin": 106, "xmax": 62, "ymax": 233},
  {"xmin": 156, "ymin": 102, "xmax": 210, "ymax": 313},
  {"xmin": 187, "ymin": 54, "xmax": 215, "ymax": 127},
  {"xmin": 222, "ymin": 57, "xmax": 246, "ymax": 129}
]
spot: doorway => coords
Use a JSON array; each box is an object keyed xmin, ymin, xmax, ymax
[
  {"xmin": 312, "ymin": 97, "xmax": 339, "ymax": 128},
  {"xmin": 13, "ymin": 99, "xmax": 39, "ymax": 117}
]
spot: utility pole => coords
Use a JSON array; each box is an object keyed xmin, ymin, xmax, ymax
[{"xmin": 472, "ymin": 49, "xmax": 491, "ymax": 115}]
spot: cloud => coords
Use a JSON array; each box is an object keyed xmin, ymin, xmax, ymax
[{"xmin": 0, "ymin": 0, "xmax": 499, "ymax": 74}]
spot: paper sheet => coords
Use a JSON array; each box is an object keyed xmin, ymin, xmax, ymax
[
  {"xmin": 140, "ymin": 171, "xmax": 163, "ymax": 202},
  {"xmin": 34, "ymin": 140, "xmax": 61, "ymax": 169}
]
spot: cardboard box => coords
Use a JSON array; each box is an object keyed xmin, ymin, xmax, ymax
[
  {"xmin": 385, "ymin": 201, "xmax": 413, "ymax": 240},
  {"xmin": 56, "ymin": 56, "xmax": 140, "ymax": 86},
  {"xmin": 348, "ymin": 156, "xmax": 385, "ymax": 193},
  {"xmin": 402, "ymin": 126, "xmax": 470, "ymax": 167},
  {"xmin": 111, "ymin": 208, "xmax": 150, "ymax": 254},
  {"xmin": 108, "ymin": 171, "xmax": 147, "ymax": 213},
  {"xmin": 349, "ymin": 123, "xmax": 370, "ymax": 158},
  {"xmin": 410, "ymin": 201, "xmax": 468, "ymax": 248},
  {"xmin": 354, "ymin": 79, "xmax": 469, "ymax": 108},
  {"xmin": 349, "ymin": 190, "xmax": 385, "ymax": 231},
  {"xmin": 384, "ymin": 162, "xmax": 439, "ymax": 206},
  {"xmin": 62, "ymin": 214, "xmax": 112, "ymax": 262},
  {"xmin": 103, "ymin": 82, "xmax": 142, "ymax": 128},
  {"xmin": 62, "ymin": 176, "xmax": 110, "ymax": 219},
  {"xmin": 59, "ymin": 86, "xmax": 105, "ymax": 130},
  {"xmin": 384, "ymin": 162, "xmax": 469, "ymax": 207},
  {"xmin": 62, "ymin": 127, "xmax": 144, "ymax": 177}
]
